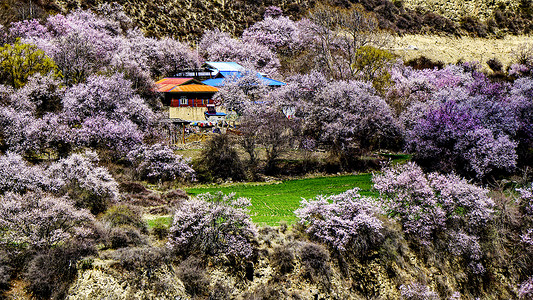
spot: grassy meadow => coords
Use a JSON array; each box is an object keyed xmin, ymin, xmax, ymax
[{"xmin": 185, "ymin": 173, "xmax": 377, "ymax": 226}]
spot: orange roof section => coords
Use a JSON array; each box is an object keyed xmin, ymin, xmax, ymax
[
  {"xmin": 170, "ymin": 84, "xmax": 218, "ymax": 93},
  {"xmin": 156, "ymin": 84, "xmax": 178, "ymax": 92},
  {"xmin": 155, "ymin": 78, "xmax": 195, "ymax": 85},
  {"xmin": 155, "ymin": 77, "xmax": 218, "ymax": 93}
]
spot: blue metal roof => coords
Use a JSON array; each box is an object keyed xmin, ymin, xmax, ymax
[
  {"xmin": 202, "ymin": 78, "xmax": 226, "ymax": 87},
  {"xmin": 201, "ymin": 62, "xmax": 286, "ymax": 87},
  {"xmin": 204, "ymin": 62, "xmax": 245, "ymax": 72}
]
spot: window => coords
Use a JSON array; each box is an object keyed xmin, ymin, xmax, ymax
[{"xmin": 180, "ymin": 97, "xmax": 188, "ymax": 106}]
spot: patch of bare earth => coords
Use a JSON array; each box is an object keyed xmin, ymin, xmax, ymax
[{"xmin": 391, "ymin": 34, "xmax": 533, "ymax": 70}]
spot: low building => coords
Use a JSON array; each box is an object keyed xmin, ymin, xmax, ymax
[{"xmin": 155, "ymin": 77, "xmax": 225, "ymax": 122}]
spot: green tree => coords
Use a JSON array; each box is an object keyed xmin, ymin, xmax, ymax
[
  {"xmin": 352, "ymin": 45, "xmax": 395, "ymax": 94},
  {"xmin": 0, "ymin": 39, "xmax": 60, "ymax": 88}
]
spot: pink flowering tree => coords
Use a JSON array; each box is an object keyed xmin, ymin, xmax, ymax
[
  {"xmin": 199, "ymin": 29, "xmax": 280, "ymax": 76},
  {"xmin": 0, "ymin": 152, "xmax": 49, "ymax": 194},
  {"xmin": 298, "ymin": 80, "xmax": 401, "ymax": 167},
  {"xmin": 167, "ymin": 192, "xmax": 257, "ymax": 261},
  {"xmin": 374, "ymin": 162, "xmax": 494, "ymax": 273},
  {"xmin": 242, "ymin": 11, "xmax": 312, "ymax": 56},
  {"xmin": 126, "ymin": 143, "xmax": 195, "ymax": 183},
  {"xmin": 0, "ymin": 192, "xmax": 95, "ymax": 251},
  {"xmin": 46, "ymin": 151, "xmax": 119, "ymax": 214},
  {"xmin": 295, "ymin": 188, "xmax": 384, "ymax": 256}
]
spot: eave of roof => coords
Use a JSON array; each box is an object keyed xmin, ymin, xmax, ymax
[
  {"xmin": 169, "ymin": 84, "xmax": 219, "ymax": 93},
  {"xmin": 155, "ymin": 78, "xmax": 196, "ymax": 85}
]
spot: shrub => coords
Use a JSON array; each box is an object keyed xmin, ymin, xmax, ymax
[
  {"xmin": 298, "ymin": 242, "xmax": 330, "ymax": 282},
  {"xmin": 127, "ymin": 143, "xmax": 195, "ymax": 183},
  {"xmin": 24, "ymin": 241, "xmax": 96, "ymax": 299},
  {"xmin": 405, "ymin": 56, "xmax": 444, "ymax": 70},
  {"xmin": 119, "ymin": 181, "xmax": 149, "ymax": 194},
  {"xmin": 167, "ymin": 192, "xmax": 257, "ymax": 261},
  {"xmin": 177, "ymin": 256, "xmax": 210, "ymax": 297},
  {"xmin": 271, "ymin": 245, "xmax": 295, "ymax": 275},
  {"xmin": 518, "ymin": 183, "xmax": 533, "ymax": 217},
  {"xmin": 196, "ymin": 134, "xmax": 246, "ymax": 182},
  {"xmin": 295, "ymin": 188, "xmax": 384, "ymax": 255},
  {"xmin": 487, "ymin": 58, "xmax": 504, "ymax": 73},
  {"xmin": 208, "ymin": 281, "xmax": 232, "ymax": 300},
  {"xmin": 107, "ymin": 246, "xmax": 171, "ymax": 281},
  {"xmin": 0, "ymin": 152, "xmax": 48, "ymax": 194},
  {"xmin": 151, "ymin": 221, "xmax": 169, "ymax": 240},
  {"xmin": 107, "ymin": 226, "xmax": 145, "ymax": 249},
  {"xmin": 0, "ymin": 250, "xmax": 13, "ymax": 290},
  {"xmin": 373, "ymin": 162, "xmax": 494, "ymax": 273},
  {"xmin": 101, "ymin": 205, "xmax": 147, "ymax": 233},
  {"xmin": 374, "ymin": 162, "xmax": 494, "ymax": 242}
]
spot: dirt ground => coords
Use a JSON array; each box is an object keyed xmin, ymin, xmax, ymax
[{"xmin": 391, "ymin": 34, "xmax": 533, "ymax": 71}]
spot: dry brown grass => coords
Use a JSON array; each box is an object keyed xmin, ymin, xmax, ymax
[{"xmin": 391, "ymin": 34, "xmax": 533, "ymax": 71}]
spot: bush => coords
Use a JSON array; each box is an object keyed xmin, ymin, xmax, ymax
[
  {"xmin": 405, "ymin": 56, "xmax": 444, "ymax": 70},
  {"xmin": 151, "ymin": 221, "xmax": 169, "ymax": 240},
  {"xmin": 299, "ymin": 242, "xmax": 330, "ymax": 282},
  {"xmin": 208, "ymin": 281, "xmax": 232, "ymax": 300},
  {"xmin": 167, "ymin": 192, "xmax": 257, "ymax": 261},
  {"xmin": 487, "ymin": 58, "xmax": 504, "ymax": 73},
  {"xmin": 177, "ymin": 256, "xmax": 210, "ymax": 297},
  {"xmin": 295, "ymin": 188, "xmax": 384, "ymax": 255},
  {"xmin": 373, "ymin": 162, "xmax": 494, "ymax": 273},
  {"xmin": 107, "ymin": 226, "xmax": 145, "ymax": 249},
  {"xmin": 519, "ymin": 277, "xmax": 533, "ymax": 300},
  {"xmin": 108, "ymin": 246, "xmax": 170, "ymax": 273},
  {"xmin": 101, "ymin": 204, "xmax": 147, "ymax": 233},
  {"xmin": 24, "ymin": 241, "xmax": 96, "ymax": 299},
  {"xmin": 196, "ymin": 134, "xmax": 246, "ymax": 182},
  {"xmin": 0, "ymin": 192, "xmax": 95, "ymax": 251},
  {"xmin": 271, "ymin": 245, "xmax": 295, "ymax": 275}
]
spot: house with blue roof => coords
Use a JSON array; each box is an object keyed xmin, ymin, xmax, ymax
[{"xmin": 201, "ymin": 62, "xmax": 286, "ymax": 88}]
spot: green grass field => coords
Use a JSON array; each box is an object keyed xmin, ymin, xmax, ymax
[{"xmin": 185, "ymin": 174, "xmax": 377, "ymax": 226}]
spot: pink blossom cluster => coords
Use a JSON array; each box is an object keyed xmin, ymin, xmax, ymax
[
  {"xmin": 127, "ymin": 143, "xmax": 195, "ymax": 183},
  {"xmin": 295, "ymin": 188, "xmax": 384, "ymax": 254},
  {"xmin": 167, "ymin": 192, "xmax": 257, "ymax": 259}
]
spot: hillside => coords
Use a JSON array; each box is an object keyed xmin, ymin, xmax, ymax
[{"xmin": 3, "ymin": 0, "xmax": 533, "ymax": 41}]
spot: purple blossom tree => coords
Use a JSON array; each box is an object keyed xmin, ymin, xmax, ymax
[
  {"xmin": 242, "ymin": 12, "xmax": 312, "ymax": 56},
  {"xmin": 62, "ymin": 73, "xmax": 156, "ymax": 128},
  {"xmin": 167, "ymin": 192, "xmax": 257, "ymax": 260},
  {"xmin": 213, "ymin": 69, "xmax": 269, "ymax": 115},
  {"xmin": 0, "ymin": 152, "xmax": 48, "ymax": 194},
  {"xmin": 46, "ymin": 151, "xmax": 119, "ymax": 214},
  {"xmin": 239, "ymin": 103, "xmax": 298, "ymax": 172},
  {"xmin": 0, "ymin": 192, "xmax": 95, "ymax": 251},
  {"xmin": 405, "ymin": 100, "xmax": 517, "ymax": 178},
  {"xmin": 374, "ymin": 162, "xmax": 494, "ymax": 272},
  {"xmin": 199, "ymin": 29, "xmax": 280, "ymax": 76},
  {"xmin": 295, "ymin": 188, "xmax": 384, "ymax": 255},
  {"xmin": 299, "ymin": 80, "xmax": 401, "ymax": 166},
  {"xmin": 126, "ymin": 143, "xmax": 195, "ymax": 183},
  {"xmin": 76, "ymin": 116, "xmax": 143, "ymax": 156}
]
